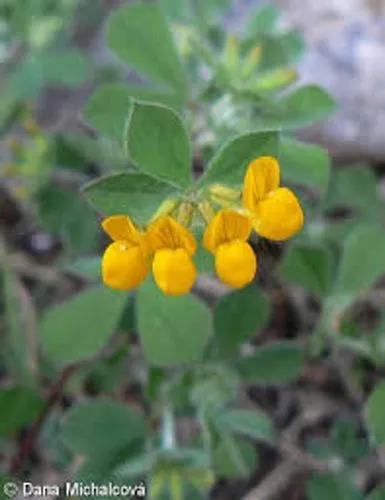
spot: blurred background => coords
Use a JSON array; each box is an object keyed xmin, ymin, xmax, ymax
[{"xmin": 1, "ymin": 1, "xmax": 385, "ymax": 499}]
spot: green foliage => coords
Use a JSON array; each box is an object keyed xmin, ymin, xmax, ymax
[
  {"xmin": 40, "ymin": 287, "xmax": 127, "ymax": 366},
  {"xmin": 325, "ymin": 165, "xmax": 383, "ymax": 220},
  {"xmin": 280, "ymin": 244, "xmax": 333, "ymax": 296},
  {"xmin": 84, "ymin": 84, "xmax": 181, "ymax": 143},
  {"xmin": 307, "ymin": 473, "xmax": 363, "ymax": 500},
  {"xmin": 367, "ymin": 486, "xmax": 385, "ymax": 500},
  {"xmin": 60, "ymin": 398, "xmax": 145, "ymax": 456},
  {"xmin": 236, "ymin": 341, "xmax": 305, "ymax": 384},
  {"xmin": 280, "ymin": 137, "xmax": 331, "ymax": 193},
  {"xmin": 366, "ymin": 382, "xmax": 385, "ymax": 446},
  {"xmin": 0, "ymin": 386, "xmax": 43, "ymax": 435},
  {"xmin": 83, "ymin": 172, "xmax": 179, "ymax": 224},
  {"xmin": 213, "ymin": 437, "xmax": 257, "ymax": 479},
  {"xmin": 84, "ymin": 84, "xmax": 133, "ymax": 143},
  {"xmin": 247, "ymin": 5, "xmax": 280, "ymax": 34},
  {"xmin": 126, "ymin": 101, "xmax": 192, "ymax": 187},
  {"xmin": 106, "ymin": 2, "xmax": 187, "ymax": 99},
  {"xmin": 136, "ymin": 280, "xmax": 212, "ymax": 366},
  {"xmin": 3, "ymin": 0, "xmax": 384, "ymax": 496},
  {"xmin": 2, "ymin": 271, "xmax": 36, "ymax": 381},
  {"xmin": 37, "ymin": 184, "xmax": 98, "ymax": 255},
  {"xmin": 213, "ymin": 285, "xmax": 270, "ymax": 355},
  {"xmin": 200, "ymin": 131, "xmax": 280, "ymax": 186},
  {"xmin": 217, "ymin": 408, "xmax": 274, "ymax": 442},
  {"xmin": 333, "ymin": 224, "xmax": 385, "ymax": 306},
  {"xmin": 191, "ymin": 366, "xmax": 240, "ymax": 411},
  {"xmin": 274, "ymin": 85, "xmax": 337, "ymax": 128}
]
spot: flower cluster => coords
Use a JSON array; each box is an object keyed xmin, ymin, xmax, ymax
[{"xmin": 101, "ymin": 156, "xmax": 304, "ymax": 295}]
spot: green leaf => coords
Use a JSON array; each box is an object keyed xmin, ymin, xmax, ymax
[
  {"xmin": 61, "ymin": 133, "xmax": 128, "ymax": 171},
  {"xmin": 325, "ymin": 166, "xmax": 382, "ymax": 220},
  {"xmin": 106, "ymin": 2, "xmax": 186, "ymax": 97},
  {"xmin": 60, "ymin": 398, "xmax": 145, "ymax": 456},
  {"xmin": 160, "ymin": 0, "xmax": 192, "ymax": 21},
  {"xmin": 2, "ymin": 271, "xmax": 37, "ymax": 380},
  {"xmin": 37, "ymin": 185, "xmax": 98, "ymax": 255},
  {"xmin": 236, "ymin": 341, "xmax": 305, "ymax": 384},
  {"xmin": 279, "ymin": 244, "xmax": 333, "ymax": 296},
  {"xmin": 366, "ymin": 382, "xmax": 385, "ymax": 446},
  {"xmin": 307, "ymin": 473, "xmax": 363, "ymax": 500},
  {"xmin": 213, "ymin": 436, "xmax": 258, "ymax": 479},
  {"xmin": 280, "ymin": 137, "xmax": 331, "ymax": 193},
  {"xmin": 247, "ymin": 5, "xmax": 279, "ymax": 35},
  {"xmin": 214, "ymin": 285, "xmax": 270, "ymax": 355},
  {"xmin": 333, "ymin": 224, "xmax": 385, "ymax": 302},
  {"xmin": 200, "ymin": 130, "xmax": 280, "ymax": 186},
  {"xmin": 191, "ymin": 367, "xmax": 240, "ymax": 411},
  {"xmin": 0, "ymin": 386, "xmax": 43, "ymax": 435},
  {"xmin": 125, "ymin": 101, "xmax": 192, "ymax": 187},
  {"xmin": 277, "ymin": 85, "xmax": 337, "ymax": 128},
  {"xmin": 136, "ymin": 280, "xmax": 212, "ymax": 366},
  {"xmin": 40, "ymin": 287, "xmax": 127, "ymax": 366},
  {"xmin": 83, "ymin": 172, "xmax": 179, "ymax": 225},
  {"xmin": 280, "ymin": 30, "xmax": 305, "ymax": 64},
  {"xmin": 64, "ymin": 257, "xmax": 101, "ymax": 281},
  {"xmin": 257, "ymin": 37, "xmax": 289, "ymax": 72},
  {"xmin": 218, "ymin": 409, "xmax": 275, "ymax": 442},
  {"xmin": 330, "ymin": 419, "xmax": 368, "ymax": 462},
  {"xmin": 84, "ymin": 83, "xmax": 181, "ymax": 142},
  {"xmin": 84, "ymin": 84, "xmax": 133, "ymax": 142},
  {"xmin": 367, "ymin": 485, "xmax": 385, "ymax": 500}
]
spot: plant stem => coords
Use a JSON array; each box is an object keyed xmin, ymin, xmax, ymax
[{"xmin": 161, "ymin": 405, "xmax": 176, "ymax": 451}]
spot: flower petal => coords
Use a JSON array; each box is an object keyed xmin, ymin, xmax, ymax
[
  {"xmin": 102, "ymin": 215, "xmax": 141, "ymax": 244},
  {"xmin": 242, "ymin": 156, "xmax": 280, "ymax": 211},
  {"xmin": 147, "ymin": 216, "xmax": 196, "ymax": 256},
  {"xmin": 252, "ymin": 187, "xmax": 304, "ymax": 241},
  {"xmin": 203, "ymin": 209, "xmax": 252, "ymax": 254},
  {"xmin": 102, "ymin": 241, "xmax": 148, "ymax": 290},
  {"xmin": 152, "ymin": 248, "xmax": 196, "ymax": 295},
  {"xmin": 215, "ymin": 240, "xmax": 257, "ymax": 288}
]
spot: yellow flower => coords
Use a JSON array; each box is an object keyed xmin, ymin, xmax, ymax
[
  {"xmin": 203, "ymin": 209, "xmax": 257, "ymax": 288},
  {"xmin": 242, "ymin": 156, "xmax": 304, "ymax": 241},
  {"xmin": 101, "ymin": 215, "xmax": 149, "ymax": 291},
  {"xmin": 147, "ymin": 216, "xmax": 197, "ymax": 296}
]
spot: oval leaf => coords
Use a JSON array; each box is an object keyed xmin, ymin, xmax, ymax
[
  {"xmin": 136, "ymin": 280, "xmax": 212, "ymax": 366},
  {"xmin": 200, "ymin": 130, "xmax": 279, "ymax": 186},
  {"xmin": 40, "ymin": 287, "xmax": 127, "ymax": 366},
  {"xmin": 60, "ymin": 398, "xmax": 145, "ymax": 456},
  {"xmin": 236, "ymin": 341, "xmax": 305, "ymax": 384},
  {"xmin": 214, "ymin": 285, "xmax": 270, "ymax": 355},
  {"xmin": 125, "ymin": 101, "xmax": 192, "ymax": 188},
  {"xmin": 83, "ymin": 172, "xmax": 179, "ymax": 225},
  {"xmin": 106, "ymin": 2, "xmax": 187, "ymax": 96},
  {"xmin": 366, "ymin": 382, "xmax": 385, "ymax": 446}
]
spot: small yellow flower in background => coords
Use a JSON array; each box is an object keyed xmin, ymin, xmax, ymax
[
  {"xmin": 147, "ymin": 216, "xmax": 197, "ymax": 296},
  {"xmin": 101, "ymin": 215, "xmax": 149, "ymax": 291},
  {"xmin": 204, "ymin": 209, "xmax": 257, "ymax": 288},
  {"xmin": 243, "ymin": 156, "xmax": 304, "ymax": 241}
]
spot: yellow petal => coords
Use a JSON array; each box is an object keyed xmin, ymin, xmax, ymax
[
  {"xmin": 152, "ymin": 248, "xmax": 196, "ymax": 296},
  {"xmin": 252, "ymin": 187, "xmax": 304, "ymax": 241},
  {"xmin": 242, "ymin": 156, "xmax": 280, "ymax": 211},
  {"xmin": 102, "ymin": 215, "xmax": 141, "ymax": 244},
  {"xmin": 147, "ymin": 216, "xmax": 196, "ymax": 256},
  {"xmin": 215, "ymin": 240, "xmax": 257, "ymax": 288},
  {"xmin": 102, "ymin": 241, "xmax": 148, "ymax": 291},
  {"xmin": 203, "ymin": 209, "xmax": 252, "ymax": 254}
]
